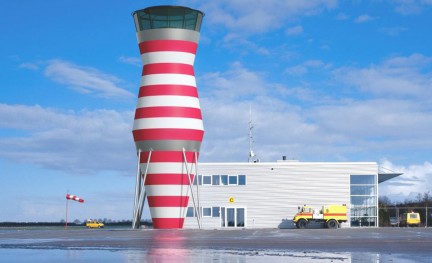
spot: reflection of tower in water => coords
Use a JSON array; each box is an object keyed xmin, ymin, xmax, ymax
[{"xmin": 131, "ymin": 6, "xmax": 205, "ymax": 229}]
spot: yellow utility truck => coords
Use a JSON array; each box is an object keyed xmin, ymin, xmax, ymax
[
  {"xmin": 400, "ymin": 211, "xmax": 421, "ymax": 227},
  {"xmin": 293, "ymin": 204, "xmax": 347, "ymax": 229}
]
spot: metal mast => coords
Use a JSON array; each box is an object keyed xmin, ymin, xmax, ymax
[{"xmin": 248, "ymin": 105, "xmax": 258, "ymax": 163}]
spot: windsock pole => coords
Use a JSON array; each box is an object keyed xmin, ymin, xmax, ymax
[{"xmin": 65, "ymin": 191, "xmax": 69, "ymax": 229}]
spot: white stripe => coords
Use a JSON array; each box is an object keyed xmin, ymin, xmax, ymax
[
  {"xmin": 140, "ymin": 74, "xmax": 196, "ymax": 87},
  {"xmin": 136, "ymin": 96, "xmax": 201, "ymax": 108},
  {"xmin": 133, "ymin": 117, "xmax": 203, "ymax": 130},
  {"xmin": 149, "ymin": 207, "xmax": 188, "ymax": 219},
  {"xmin": 145, "ymin": 185, "xmax": 191, "ymax": 197},
  {"xmin": 140, "ymin": 162, "xmax": 197, "ymax": 174},
  {"xmin": 141, "ymin": 51, "xmax": 195, "ymax": 65}
]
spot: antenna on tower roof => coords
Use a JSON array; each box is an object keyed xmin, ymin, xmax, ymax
[{"xmin": 248, "ymin": 105, "xmax": 258, "ymax": 163}]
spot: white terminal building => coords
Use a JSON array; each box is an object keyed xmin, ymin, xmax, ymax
[{"xmin": 184, "ymin": 159, "xmax": 400, "ymax": 229}]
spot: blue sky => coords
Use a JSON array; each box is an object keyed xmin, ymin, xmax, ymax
[{"xmin": 1, "ymin": 0, "xmax": 432, "ymax": 222}]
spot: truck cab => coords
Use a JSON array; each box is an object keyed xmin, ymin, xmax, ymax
[{"xmin": 400, "ymin": 212, "xmax": 420, "ymax": 227}]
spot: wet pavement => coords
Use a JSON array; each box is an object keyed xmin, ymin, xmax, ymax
[{"xmin": 1, "ymin": 228, "xmax": 431, "ymax": 262}]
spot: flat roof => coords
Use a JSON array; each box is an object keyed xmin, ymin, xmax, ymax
[{"xmin": 198, "ymin": 161, "xmax": 378, "ymax": 166}]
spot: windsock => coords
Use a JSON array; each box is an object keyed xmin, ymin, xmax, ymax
[
  {"xmin": 66, "ymin": 194, "xmax": 84, "ymax": 203},
  {"xmin": 132, "ymin": 6, "xmax": 204, "ymax": 229}
]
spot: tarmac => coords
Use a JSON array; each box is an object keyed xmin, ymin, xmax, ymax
[{"xmin": 1, "ymin": 227, "xmax": 432, "ymax": 262}]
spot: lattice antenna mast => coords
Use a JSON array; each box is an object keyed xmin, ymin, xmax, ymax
[{"xmin": 248, "ymin": 105, "xmax": 257, "ymax": 163}]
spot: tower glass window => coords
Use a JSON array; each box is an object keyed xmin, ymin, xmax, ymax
[
  {"xmin": 133, "ymin": 6, "xmax": 204, "ymax": 32},
  {"xmin": 350, "ymin": 175, "xmax": 377, "ymax": 227}
]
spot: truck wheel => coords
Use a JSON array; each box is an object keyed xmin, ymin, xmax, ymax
[
  {"xmin": 297, "ymin": 219, "xmax": 308, "ymax": 229},
  {"xmin": 327, "ymin": 219, "xmax": 338, "ymax": 229}
]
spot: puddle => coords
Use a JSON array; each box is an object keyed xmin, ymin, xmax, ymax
[{"xmin": 1, "ymin": 248, "xmax": 430, "ymax": 263}]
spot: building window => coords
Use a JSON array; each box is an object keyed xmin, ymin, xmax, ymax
[
  {"xmin": 193, "ymin": 175, "xmax": 202, "ymax": 185},
  {"xmin": 350, "ymin": 185, "xmax": 376, "ymax": 196},
  {"xmin": 212, "ymin": 207, "xmax": 220, "ymax": 217},
  {"xmin": 202, "ymin": 175, "xmax": 211, "ymax": 185},
  {"xmin": 202, "ymin": 207, "xmax": 211, "ymax": 217},
  {"xmin": 212, "ymin": 175, "xmax": 220, "ymax": 185},
  {"xmin": 220, "ymin": 175, "xmax": 228, "ymax": 185},
  {"xmin": 350, "ymin": 175, "xmax": 377, "ymax": 227},
  {"xmin": 195, "ymin": 175, "xmax": 246, "ymax": 186},
  {"xmin": 350, "ymin": 175, "xmax": 375, "ymax": 185},
  {"xmin": 186, "ymin": 207, "xmax": 195, "ymax": 217},
  {"xmin": 229, "ymin": 175, "xmax": 238, "ymax": 185},
  {"xmin": 238, "ymin": 175, "xmax": 246, "ymax": 185},
  {"xmin": 237, "ymin": 208, "xmax": 245, "ymax": 227}
]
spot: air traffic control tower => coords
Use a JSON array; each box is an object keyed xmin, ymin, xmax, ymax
[{"xmin": 131, "ymin": 6, "xmax": 205, "ymax": 229}]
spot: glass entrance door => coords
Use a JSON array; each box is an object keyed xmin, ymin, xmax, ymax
[
  {"xmin": 221, "ymin": 207, "xmax": 246, "ymax": 228},
  {"xmin": 227, "ymin": 208, "xmax": 235, "ymax": 227}
]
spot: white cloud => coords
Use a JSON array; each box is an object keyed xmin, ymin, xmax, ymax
[
  {"xmin": 379, "ymin": 27, "xmax": 407, "ymax": 36},
  {"xmin": 3, "ymin": 54, "xmax": 432, "ymax": 185},
  {"xmin": 19, "ymin": 62, "xmax": 39, "ymax": 71},
  {"xmin": 392, "ymin": 0, "xmax": 432, "ymax": 15},
  {"xmin": 336, "ymin": 12, "xmax": 349, "ymax": 20},
  {"xmin": 198, "ymin": 63, "xmax": 320, "ymax": 162},
  {"xmin": 379, "ymin": 159, "xmax": 432, "ymax": 202},
  {"xmin": 44, "ymin": 60, "xmax": 134, "ymax": 99},
  {"xmin": 285, "ymin": 60, "xmax": 331, "ymax": 75},
  {"xmin": 193, "ymin": 0, "xmax": 337, "ymax": 35},
  {"xmin": 285, "ymin": 65, "xmax": 308, "ymax": 75},
  {"xmin": 220, "ymin": 33, "xmax": 271, "ymax": 55},
  {"xmin": 333, "ymin": 54, "xmax": 432, "ymax": 99},
  {"xmin": 355, "ymin": 14, "xmax": 375, "ymax": 23},
  {"xmin": 118, "ymin": 56, "xmax": 141, "ymax": 67},
  {"xmin": 200, "ymin": 61, "xmax": 269, "ymax": 100},
  {"xmin": 197, "ymin": 54, "xmax": 432, "ymax": 164},
  {"xmin": 285, "ymin": 25, "xmax": 304, "ymax": 36},
  {"xmin": 0, "ymin": 104, "xmax": 135, "ymax": 175},
  {"xmin": 311, "ymin": 99, "xmax": 432, "ymax": 140}
]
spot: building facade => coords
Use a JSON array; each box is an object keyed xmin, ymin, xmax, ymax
[{"xmin": 184, "ymin": 161, "xmax": 397, "ymax": 229}]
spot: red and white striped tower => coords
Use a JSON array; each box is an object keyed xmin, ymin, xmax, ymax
[{"xmin": 131, "ymin": 6, "xmax": 204, "ymax": 229}]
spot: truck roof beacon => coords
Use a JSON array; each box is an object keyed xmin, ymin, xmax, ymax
[{"xmin": 131, "ymin": 6, "xmax": 205, "ymax": 229}]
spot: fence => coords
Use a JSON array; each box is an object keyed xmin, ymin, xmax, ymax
[{"xmin": 379, "ymin": 206, "xmax": 431, "ymax": 227}]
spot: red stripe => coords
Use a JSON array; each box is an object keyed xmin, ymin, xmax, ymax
[
  {"xmin": 140, "ymin": 151, "xmax": 197, "ymax": 163},
  {"xmin": 142, "ymin": 63, "xmax": 194, "ymax": 76},
  {"xmin": 138, "ymin": 85, "xmax": 198, "ymax": 97},
  {"xmin": 145, "ymin": 174, "xmax": 195, "ymax": 185},
  {"xmin": 134, "ymin": 107, "xmax": 202, "ymax": 119},
  {"xmin": 133, "ymin": 129, "xmax": 204, "ymax": 141},
  {"xmin": 139, "ymin": 40, "xmax": 197, "ymax": 54},
  {"xmin": 147, "ymin": 196, "xmax": 189, "ymax": 207},
  {"xmin": 152, "ymin": 218, "xmax": 185, "ymax": 229}
]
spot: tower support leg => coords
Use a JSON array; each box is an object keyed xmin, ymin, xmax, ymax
[
  {"xmin": 183, "ymin": 148, "xmax": 201, "ymax": 229},
  {"xmin": 132, "ymin": 149, "xmax": 152, "ymax": 229}
]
